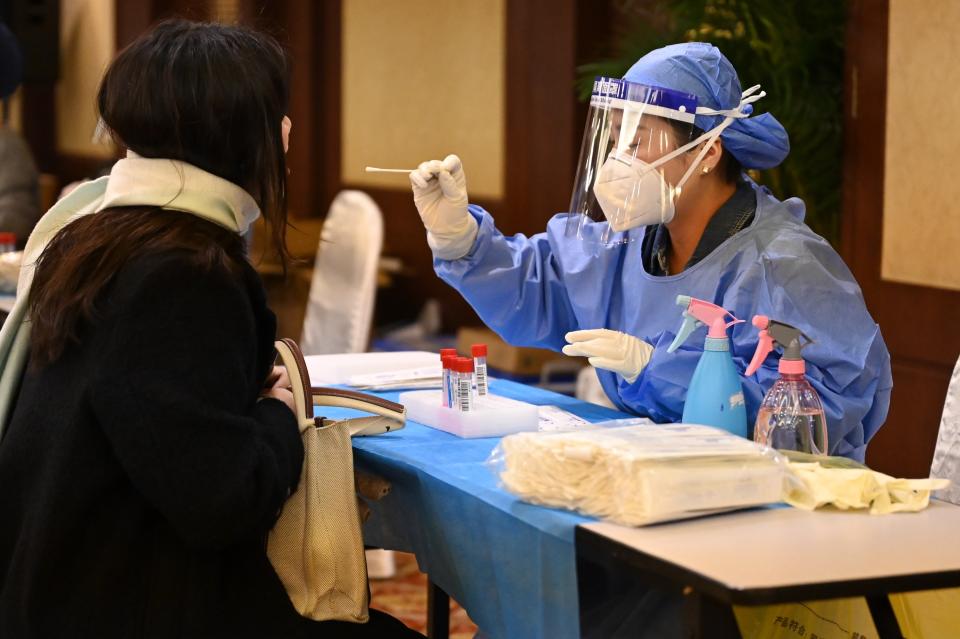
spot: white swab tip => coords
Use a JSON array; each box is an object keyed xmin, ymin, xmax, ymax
[{"xmin": 364, "ymin": 166, "xmax": 415, "ymax": 173}]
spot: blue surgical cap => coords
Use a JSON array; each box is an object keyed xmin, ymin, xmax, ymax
[
  {"xmin": 623, "ymin": 42, "xmax": 790, "ymax": 170},
  {"xmin": 0, "ymin": 23, "xmax": 23, "ymax": 99}
]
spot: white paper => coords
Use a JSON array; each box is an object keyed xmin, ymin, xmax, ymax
[
  {"xmin": 347, "ymin": 366, "xmax": 441, "ymax": 389},
  {"xmin": 537, "ymin": 405, "xmax": 598, "ymax": 432},
  {"xmin": 305, "ymin": 351, "xmax": 439, "ymax": 385},
  {"xmin": 350, "ymin": 380, "xmax": 441, "ymax": 391}
]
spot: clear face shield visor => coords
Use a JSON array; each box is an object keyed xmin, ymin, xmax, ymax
[
  {"xmin": 566, "ymin": 78, "xmax": 765, "ymax": 247},
  {"xmin": 566, "ymin": 78, "xmax": 699, "ymax": 246}
]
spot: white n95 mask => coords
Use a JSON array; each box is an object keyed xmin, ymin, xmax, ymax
[{"xmin": 592, "ymin": 152, "xmax": 678, "ymax": 230}]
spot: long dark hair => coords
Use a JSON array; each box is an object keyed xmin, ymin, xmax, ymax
[{"xmin": 29, "ymin": 19, "xmax": 290, "ymax": 366}]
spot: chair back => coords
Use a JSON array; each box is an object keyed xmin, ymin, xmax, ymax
[
  {"xmin": 300, "ymin": 191, "xmax": 383, "ymax": 355},
  {"xmin": 574, "ymin": 366, "xmax": 616, "ymax": 409},
  {"xmin": 931, "ymin": 356, "xmax": 960, "ymax": 504}
]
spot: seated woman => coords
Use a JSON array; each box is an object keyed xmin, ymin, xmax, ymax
[
  {"xmin": 0, "ymin": 20, "xmax": 419, "ymax": 638},
  {"xmin": 409, "ymin": 43, "xmax": 892, "ymax": 461}
]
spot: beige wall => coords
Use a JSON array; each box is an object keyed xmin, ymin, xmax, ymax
[
  {"xmin": 340, "ymin": 0, "xmax": 506, "ymax": 199},
  {"xmin": 56, "ymin": 0, "xmax": 116, "ymax": 158},
  {"xmin": 882, "ymin": 0, "xmax": 960, "ymax": 290}
]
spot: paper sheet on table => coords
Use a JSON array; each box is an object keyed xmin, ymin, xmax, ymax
[
  {"xmin": 537, "ymin": 405, "xmax": 599, "ymax": 432},
  {"xmin": 305, "ymin": 351, "xmax": 438, "ymax": 385},
  {"xmin": 347, "ymin": 366, "xmax": 442, "ymax": 391}
]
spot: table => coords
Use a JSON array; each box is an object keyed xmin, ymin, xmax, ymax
[
  {"xmin": 338, "ymin": 369, "xmax": 957, "ymax": 638},
  {"xmin": 343, "ymin": 378, "xmax": 626, "ymax": 639},
  {"xmin": 575, "ymin": 501, "xmax": 960, "ymax": 638}
]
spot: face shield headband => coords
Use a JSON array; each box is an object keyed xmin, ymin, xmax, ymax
[{"xmin": 635, "ymin": 83, "xmax": 767, "ymax": 199}]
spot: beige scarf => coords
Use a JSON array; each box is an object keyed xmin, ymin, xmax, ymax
[{"xmin": 0, "ymin": 156, "xmax": 261, "ymax": 438}]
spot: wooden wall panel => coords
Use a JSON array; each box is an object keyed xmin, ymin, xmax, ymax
[
  {"xmin": 843, "ymin": 0, "xmax": 960, "ymax": 476},
  {"xmin": 249, "ymin": 0, "xmax": 323, "ymax": 220},
  {"xmin": 866, "ymin": 361, "xmax": 951, "ymax": 477}
]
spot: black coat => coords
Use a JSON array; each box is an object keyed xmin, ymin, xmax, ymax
[{"xmin": 0, "ymin": 249, "xmax": 417, "ymax": 638}]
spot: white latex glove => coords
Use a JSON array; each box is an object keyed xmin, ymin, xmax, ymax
[
  {"xmin": 409, "ymin": 154, "xmax": 478, "ymax": 260},
  {"xmin": 562, "ymin": 329, "xmax": 654, "ymax": 384},
  {"xmin": 783, "ymin": 462, "xmax": 950, "ymax": 514}
]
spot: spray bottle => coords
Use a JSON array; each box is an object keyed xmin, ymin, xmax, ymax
[
  {"xmin": 668, "ymin": 295, "xmax": 747, "ymax": 437},
  {"xmin": 746, "ymin": 316, "xmax": 828, "ymax": 455}
]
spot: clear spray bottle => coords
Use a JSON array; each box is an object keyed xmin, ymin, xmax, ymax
[{"xmin": 746, "ymin": 316, "xmax": 828, "ymax": 455}]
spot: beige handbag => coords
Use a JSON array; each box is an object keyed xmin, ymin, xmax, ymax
[{"xmin": 268, "ymin": 338, "xmax": 405, "ymax": 623}]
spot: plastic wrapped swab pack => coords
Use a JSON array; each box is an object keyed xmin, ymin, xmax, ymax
[{"xmin": 489, "ymin": 421, "xmax": 786, "ymax": 526}]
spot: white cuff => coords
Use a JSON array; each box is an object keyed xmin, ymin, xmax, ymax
[{"xmin": 427, "ymin": 215, "xmax": 479, "ymax": 261}]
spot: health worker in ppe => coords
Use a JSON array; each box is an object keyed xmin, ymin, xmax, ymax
[{"xmin": 409, "ymin": 42, "xmax": 891, "ymax": 462}]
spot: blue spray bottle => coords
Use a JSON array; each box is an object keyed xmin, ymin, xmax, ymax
[{"xmin": 668, "ymin": 295, "xmax": 748, "ymax": 437}]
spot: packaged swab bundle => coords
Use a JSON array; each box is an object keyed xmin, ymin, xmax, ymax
[{"xmin": 489, "ymin": 422, "xmax": 786, "ymax": 526}]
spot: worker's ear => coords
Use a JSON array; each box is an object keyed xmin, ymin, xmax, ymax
[
  {"xmin": 281, "ymin": 116, "xmax": 292, "ymax": 154},
  {"xmin": 697, "ymin": 137, "xmax": 724, "ymax": 176}
]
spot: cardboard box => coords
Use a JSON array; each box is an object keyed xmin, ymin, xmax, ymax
[{"xmin": 456, "ymin": 327, "xmax": 572, "ymax": 377}]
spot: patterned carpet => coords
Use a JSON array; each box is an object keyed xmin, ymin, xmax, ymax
[{"xmin": 370, "ymin": 552, "xmax": 478, "ymax": 638}]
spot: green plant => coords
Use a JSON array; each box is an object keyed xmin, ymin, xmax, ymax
[{"xmin": 577, "ymin": 0, "xmax": 846, "ymax": 245}]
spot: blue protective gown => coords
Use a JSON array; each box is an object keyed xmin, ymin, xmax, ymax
[{"xmin": 435, "ymin": 183, "xmax": 892, "ymax": 461}]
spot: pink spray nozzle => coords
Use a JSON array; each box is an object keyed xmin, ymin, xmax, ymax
[
  {"xmin": 668, "ymin": 295, "xmax": 742, "ymax": 352},
  {"xmin": 708, "ymin": 315, "xmax": 745, "ymax": 339},
  {"xmin": 683, "ymin": 298, "xmax": 741, "ymax": 331},
  {"xmin": 744, "ymin": 315, "xmax": 774, "ymax": 375},
  {"xmin": 745, "ymin": 316, "xmax": 813, "ymax": 376},
  {"xmin": 745, "ymin": 328, "xmax": 774, "ymax": 376}
]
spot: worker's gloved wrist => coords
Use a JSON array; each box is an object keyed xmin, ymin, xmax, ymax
[
  {"xmin": 427, "ymin": 215, "xmax": 479, "ymax": 261},
  {"xmin": 562, "ymin": 329, "xmax": 654, "ymax": 383},
  {"xmin": 622, "ymin": 338, "xmax": 653, "ymax": 383}
]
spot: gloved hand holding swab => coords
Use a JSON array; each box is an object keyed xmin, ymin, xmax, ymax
[{"xmin": 406, "ymin": 154, "xmax": 477, "ymax": 260}]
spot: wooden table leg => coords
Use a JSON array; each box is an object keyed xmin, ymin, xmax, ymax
[{"xmin": 426, "ymin": 579, "xmax": 450, "ymax": 639}]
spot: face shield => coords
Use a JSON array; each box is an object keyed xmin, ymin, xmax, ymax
[{"xmin": 566, "ymin": 77, "xmax": 766, "ymax": 246}]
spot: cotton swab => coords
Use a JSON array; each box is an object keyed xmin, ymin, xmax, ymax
[{"xmin": 365, "ymin": 166, "xmax": 417, "ymax": 173}]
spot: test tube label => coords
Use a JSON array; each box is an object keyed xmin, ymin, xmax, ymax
[
  {"xmin": 458, "ymin": 378, "xmax": 472, "ymax": 411},
  {"xmin": 476, "ymin": 362, "xmax": 488, "ymax": 396},
  {"xmin": 441, "ymin": 367, "xmax": 450, "ymax": 407}
]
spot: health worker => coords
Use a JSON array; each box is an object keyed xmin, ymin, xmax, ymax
[{"xmin": 409, "ymin": 42, "xmax": 891, "ymax": 462}]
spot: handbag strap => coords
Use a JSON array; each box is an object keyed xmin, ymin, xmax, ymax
[
  {"xmin": 273, "ymin": 339, "xmax": 406, "ymax": 435},
  {"xmin": 311, "ymin": 387, "xmax": 405, "ymax": 421},
  {"xmin": 274, "ymin": 338, "xmax": 315, "ymax": 431}
]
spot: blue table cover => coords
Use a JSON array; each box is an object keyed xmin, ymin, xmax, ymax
[{"xmin": 322, "ymin": 379, "xmax": 627, "ymax": 639}]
